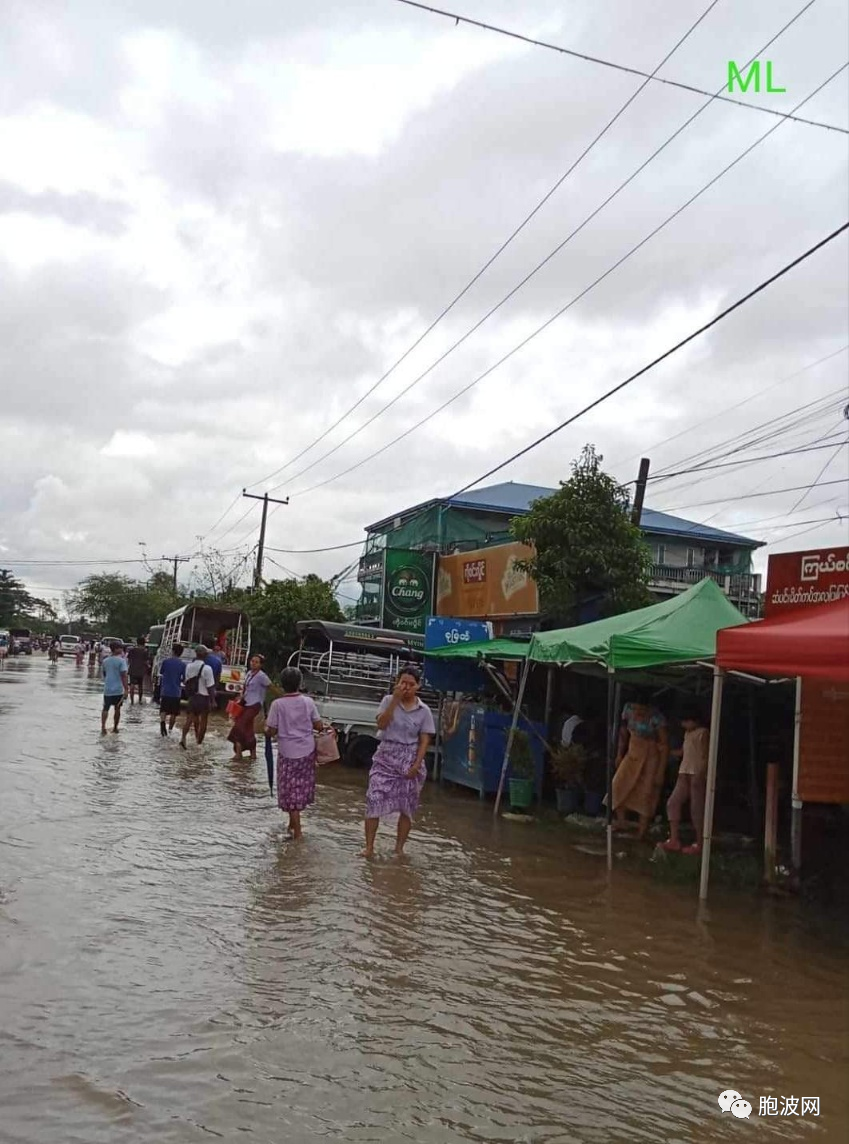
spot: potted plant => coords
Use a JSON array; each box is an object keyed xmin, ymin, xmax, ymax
[
  {"xmin": 550, "ymin": 743, "xmax": 586, "ymax": 815},
  {"xmin": 508, "ymin": 730, "xmax": 536, "ymax": 810}
]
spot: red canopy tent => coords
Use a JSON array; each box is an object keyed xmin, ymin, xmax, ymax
[
  {"xmin": 698, "ymin": 596, "xmax": 849, "ymax": 900},
  {"xmin": 715, "ymin": 596, "xmax": 849, "ymax": 681}
]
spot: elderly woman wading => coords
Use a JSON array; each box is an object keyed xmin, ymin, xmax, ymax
[{"xmin": 362, "ymin": 666, "xmax": 435, "ymax": 858}]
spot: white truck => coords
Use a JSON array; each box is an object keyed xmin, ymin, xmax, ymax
[
  {"xmin": 287, "ymin": 620, "xmax": 434, "ymax": 767},
  {"xmin": 152, "ymin": 604, "xmax": 251, "ymax": 708}
]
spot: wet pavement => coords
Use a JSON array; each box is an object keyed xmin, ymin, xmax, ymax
[{"xmin": 1, "ymin": 656, "xmax": 847, "ymax": 1143}]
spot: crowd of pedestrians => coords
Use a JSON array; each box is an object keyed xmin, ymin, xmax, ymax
[{"xmin": 93, "ymin": 643, "xmax": 435, "ymax": 856}]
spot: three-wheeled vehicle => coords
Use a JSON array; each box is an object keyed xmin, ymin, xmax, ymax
[
  {"xmin": 152, "ymin": 605, "xmax": 251, "ymax": 708},
  {"xmin": 287, "ymin": 620, "xmax": 435, "ymax": 767}
]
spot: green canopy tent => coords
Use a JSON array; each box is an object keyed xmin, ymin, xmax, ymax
[
  {"xmin": 527, "ymin": 578, "xmax": 748, "ymax": 670},
  {"xmin": 497, "ymin": 580, "xmax": 749, "ymax": 877}
]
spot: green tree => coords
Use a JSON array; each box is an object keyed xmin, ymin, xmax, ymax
[
  {"xmin": 245, "ymin": 574, "xmax": 344, "ymax": 673},
  {"xmin": 65, "ymin": 573, "xmax": 184, "ymax": 637},
  {"xmin": 511, "ymin": 444, "xmax": 652, "ymax": 623},
  {"xmin": 0, "ymin": 569, "xmax": 36, "ymax": 626}
]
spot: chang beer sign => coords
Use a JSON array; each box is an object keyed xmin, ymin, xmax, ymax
[{"xmin": 382, "ymin": 549, "xmax": 435, "ymax": 635}]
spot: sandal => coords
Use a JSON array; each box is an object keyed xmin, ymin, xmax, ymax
[
  {"xmin": 660, "ymin": 839, "xmax": 682, "ymax": 852},
  {"xmin": 682, "ymin": 843, "xmax": 701, "ymax": 856}
]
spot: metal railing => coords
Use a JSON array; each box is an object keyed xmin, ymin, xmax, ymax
[
  {"xmin": 289, "ymin": 647, "xmax": 437, "ymax": 706},
  {"xmin": 649, "ymin": 564, "xmax": 760, "ymax": 596}
]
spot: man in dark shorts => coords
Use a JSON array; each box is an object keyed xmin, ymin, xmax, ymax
[
  {"xmin": 158, "ymin": 643, "xmax": 187, "ymax": 737},
  {"xmin": 127, "ymin": 636, "xmax": 148, "ymax": 705},
  {"xmin": 101, "ymin": 641, "xmax": 128, "ymax": 735},
  {"xmin": 180, "ymin": 646, "xmax": 215, "ymax": 749}
]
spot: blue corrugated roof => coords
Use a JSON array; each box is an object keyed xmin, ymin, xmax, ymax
[{"xmin": 366, "ymin": 480, "xmax": 762, "ymax": 548}]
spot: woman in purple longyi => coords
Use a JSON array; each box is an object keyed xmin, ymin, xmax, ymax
[
  {"xmin": 361, "ymin": 667, "xmax": 434, "ymax": 859},
  {"xmin": 264, "ymin": 667, "xmax": 324, "ymax": 840}
]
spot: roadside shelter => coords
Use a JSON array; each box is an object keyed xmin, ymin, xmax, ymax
[
  {"xmin": 490, "ymin": 580, "xmax": 749, "ymax": 870},
  {"xmin": 704, "ymin": 597, "xmax": 849, "ymax": 898}
]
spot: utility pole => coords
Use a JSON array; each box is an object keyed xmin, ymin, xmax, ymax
[
  {"xmin": 631, "ymin": 458, "xmax": 651, "ymax": 526},
  {"xmin": 242, "ymin": 489, "xmax": 289, "ymax": 589},
  {"xmin": 160, "ymin": 554, "xmax": 190, "ymax": 591}
]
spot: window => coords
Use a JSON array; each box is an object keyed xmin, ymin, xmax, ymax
[
  {"xmin": 686, "ymin": 547, "xmax": 696, "ymax": 567},
  {"xmin": 654, "ymin": 543, "xmax": 666, "ymax": 565}
]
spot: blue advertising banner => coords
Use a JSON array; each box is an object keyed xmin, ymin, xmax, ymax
[{"xmin": 424, "ymin": 616, "xmax": 492, "ymax": 692}]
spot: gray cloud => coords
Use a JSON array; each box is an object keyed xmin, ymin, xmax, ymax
[{"xmin": 0, "ymin": 0, "xmax": 846, "ymax": 605}]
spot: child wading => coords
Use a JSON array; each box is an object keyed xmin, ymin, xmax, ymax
[
  {"xmin": 264, "ymin": 667, "xmax": 323, "ymax": 840},
  {"xmin": 661, "ymin": 709, "xmax": 710, "ymax": 855}
]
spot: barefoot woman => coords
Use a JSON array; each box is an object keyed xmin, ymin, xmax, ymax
[
  {"xmin": 362, "ymin": 667, "xmax": 434, "ymax": 858},
  {"xmin": 264, "ymin": 667, "xmax": 323, "ymax": 840}
]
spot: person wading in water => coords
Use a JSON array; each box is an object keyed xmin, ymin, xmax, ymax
[
  {"xmin": 180, "ymin": 646, "xmax": 215, "ymax": 749},
  {"xmin": 361, "ymin": 667, "xmax": 434, "ymax": 859}
]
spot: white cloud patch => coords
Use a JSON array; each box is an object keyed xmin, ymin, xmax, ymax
[{"xmin": 0, "ymin": 0, "xmax": 846, "ymax": 606}]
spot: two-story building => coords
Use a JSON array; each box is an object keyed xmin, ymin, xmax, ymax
[{"xmin": 356, "ymin": 481, "xmax": 763, "ymax": 623}]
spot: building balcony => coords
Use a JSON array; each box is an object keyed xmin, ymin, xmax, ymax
[{"xmin": 650, "ymin": 564, "xmax": 761, "ymax": 612}]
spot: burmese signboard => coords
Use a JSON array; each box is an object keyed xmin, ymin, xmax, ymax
[
  {"xmin": 436, "ymin": 542, "xmax": 538, "ymax": 619},
  {"xmin": 765, "ymin": 546, "xmax": 849, "ymax": 806},
  {"xmin": 764, "ymin": 546, "xmax": 849, "ymax": 616},
  {"xmin": 381, "ymin": 549, "xmax": 435, "ymax": 635}
]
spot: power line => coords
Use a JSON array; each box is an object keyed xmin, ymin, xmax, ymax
[
  {"xmin": 392, "ymin": 0, "xmax": 847, "ymax": 135},
  {"xmin": 764, "ymin": 516, "xmax": 846, "ymax": 546},
  {"xmin": 282, "ymin": 9, "xmax": 840, "ymax": 495},
  {"xmin": 246, "ymin": 0, "xmax": 724, "ymax": 494},
  {"xmin": 287, "ymin": 66, "xmax": 849, "ymax": 499},
  {"xmin": 613, "ymin": 344, "xmax": 849, "ymax": 476},
  {"xmin": 265, "ymin": 539, "xmax": 366, "ymax": 555},
  {"xmin": 649, "ymin": 435, "xmax": 848, "ymax": 481},
  {"xmin": 445, "ymin": 223, "xmax": 848, "ymax": 495},
  {"xmin": 645, "ymin": 397, "xmax": 848, "ymax": 498},
  {"xmin": 198, "ymin": 493, "xmax": 242, "ymax": 544},
  {"xmin": 786, "ymin": 439, "xmax": 847, "ymax": 514},
  {"xmin": 658, "ymin": 478, "xmax": 849, "ymax": 513}
]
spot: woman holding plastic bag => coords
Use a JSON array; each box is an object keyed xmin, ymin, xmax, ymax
[{"xmin": 227, "ymin": 654, "xmax": 271, "ymax": 760}]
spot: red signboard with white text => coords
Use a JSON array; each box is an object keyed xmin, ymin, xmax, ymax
[{"xmin": 764, "ymin": 546, "xmax": 849, "ymax": 617}]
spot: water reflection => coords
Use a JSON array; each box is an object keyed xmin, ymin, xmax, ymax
[{"xmin": 0, "ymin": 658, "xmax": 846, "ymax": 1143}]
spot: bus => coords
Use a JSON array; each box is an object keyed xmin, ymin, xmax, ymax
[
  {"xmin": 287, "ymin": 620, "xmax": 434, "ymax": 767},
  {"xmin": 152, "ymin": 604, "xmax": 251, "ymax": 708}
]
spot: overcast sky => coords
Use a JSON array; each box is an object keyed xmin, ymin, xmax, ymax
[{"xmin": 1, "ymin": 0, "xmax": 847, "ymax": 609}]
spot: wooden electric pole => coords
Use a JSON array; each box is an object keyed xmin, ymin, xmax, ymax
[
  {"xmin": 631, "ymin": 458, "xmax": 651, "ymax": 526},
  {"xmin": 160, "ymin": 554, "xmax": 190, "ymax": 591},
  {"xmin": 242, "ymin": 490, "xmax": 289, "ymax": 588}
]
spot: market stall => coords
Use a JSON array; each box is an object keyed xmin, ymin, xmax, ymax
[
  {"xmin": 499, "ymin": 579, "xmax": 749, "ymax": 865},
  {"xmin": 702, "ymin": 596, "xmax": 849, "ymax": 898},
  {"xmin": 424, "ymin": 634, "xmax": 544, "ymax": 799}
]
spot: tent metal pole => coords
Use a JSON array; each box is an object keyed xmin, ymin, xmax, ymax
[
  {"xmin": 790, "ymin": 676, "xmax": 803, "ymax": 874},
  {"xmin": 544, "ymin": 664, "xmax": 554, "ymax": 736},
  {"xmin": 606, "ymin": 668, "xmax": 615, "ymax": 872},
  {"xmin": 434, "ymin": 694, "xmax": 444, "ymax": 783},
  {"xmin": 698, "ymin": 666, "xmax": 725, "ymax": 901},
  {"xmin": 494, "ymin": 655, "xmax": 531, "ymax": 817}
]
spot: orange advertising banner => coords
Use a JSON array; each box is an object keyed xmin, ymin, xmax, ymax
[{"xmin": 436, "ymin": 542, "xmax": 539, "ymax": 619}]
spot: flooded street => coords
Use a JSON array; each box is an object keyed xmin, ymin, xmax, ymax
[{"xmin": 1, "ymin": 657, "xmax": 847, "ymax": 1143}]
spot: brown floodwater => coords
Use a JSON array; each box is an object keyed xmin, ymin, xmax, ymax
[{"xmin": 0, "ymin": 657, "xmax": 847, "ymax": 1143}]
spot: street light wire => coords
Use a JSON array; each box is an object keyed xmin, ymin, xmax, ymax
[
  {"xmin": 391, "ymin": 0, "xmax": 847, "ymax": 134},
  {"xmin": 245, "ymin": 0, "xmax": 725, "ymax": 494}
]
